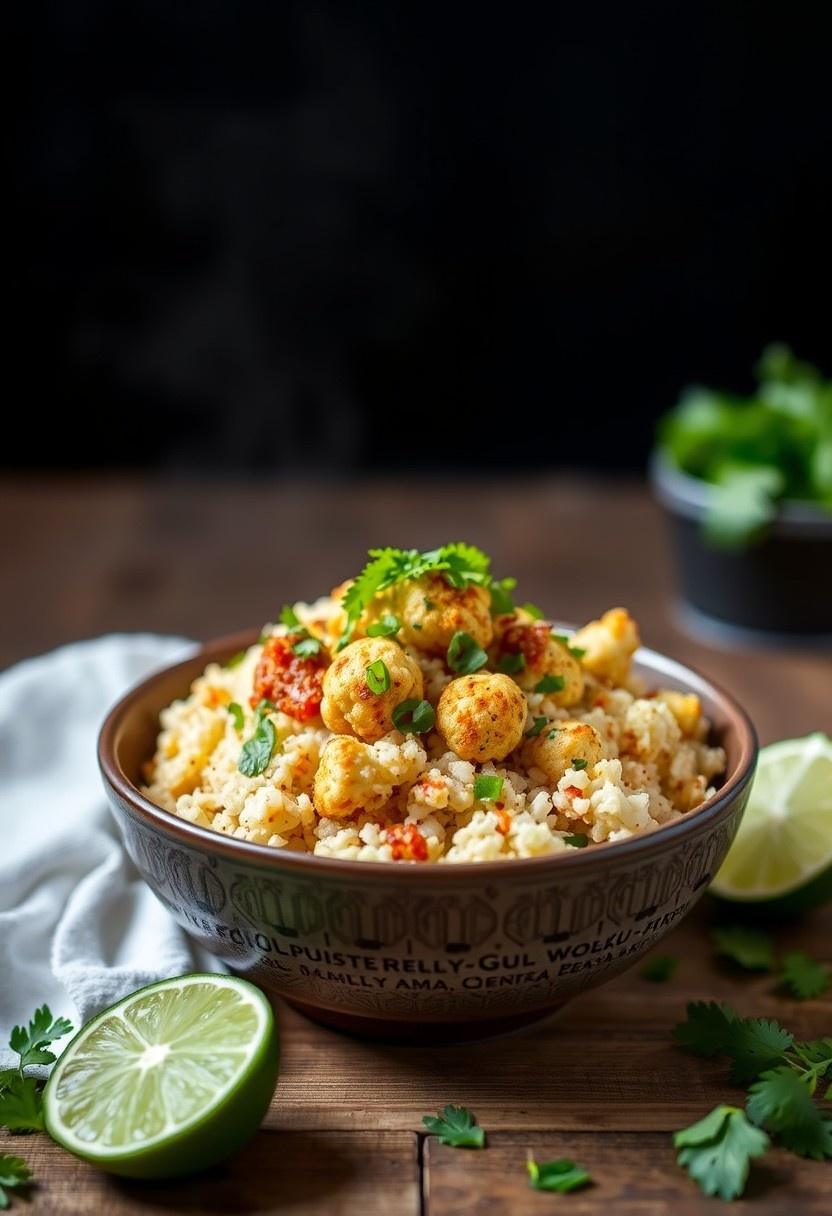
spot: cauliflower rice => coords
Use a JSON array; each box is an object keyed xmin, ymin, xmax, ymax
[{"xmin": 143, "ymin": 544, "xmax": 725, "ymax": 864}]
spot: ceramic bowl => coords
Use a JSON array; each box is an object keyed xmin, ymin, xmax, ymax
[{"xmin": 99, "ymin": 630, "xmax": 757, "ymax": 1041}]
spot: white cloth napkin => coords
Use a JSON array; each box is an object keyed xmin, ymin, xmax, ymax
[{"xmin": 0, "ymin": 634, "xmax": 226, "ymax": 1070}]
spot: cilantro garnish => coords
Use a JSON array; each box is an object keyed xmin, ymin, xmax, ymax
[
  {"xmin": 497, "ymin": 652, "xmax": 525, "ymax": 675},
  {"xmin": 338, "ymin": 544, "xmax": 492, "ymax": 649},
  {"xmin": 225, "ymin": 649, "xmax": 247, "ymax": 670},
  {"xmin": 422, "ymin": 1104, "xmax": 485, "ymax": 1148},
  {"xmin": 526, "ymin": 1154, "xmax": 590, "ymax": 1193},
  {"xmin": 521, "ymin": 602, "xmax": 544, "ymax": 620},
  {"xmin": 292, "ymin": 636, "xmax": 323, "ymax": 659},
  {"xmin": 525, "ymin": 717, "xmax": 548, "ymax": 738},
  {"xmin": 674, "ymin": 1002, "xmax": 794, "ymax": 1082},
  {"xmin": 280, "ymin": 604, "xmax": 300, "ymax": 628},
  {"xmin": 227, "ymin": 702, "xmax": 244, "ymax": 731},
  {"xmin": 564, "ymin": 833, "xmax": 588, "ymax": 848},
  {"xmin": 674, "ymin": 1105, "xmax": 769, "ymax": 1200},
  {"xmin": 551, "ymin": 633, "xmax": 585, "ymax": 659},
  {"xmin": 0, "ymin": 1155, "xmax": 31, "ymax": 1210},
  {"xmin": 489, "ymin": 577, "xmax": 517, "ymax": 615},
  {"xmin": 238, "ymin": 703, "xmax": 278, "ymax": 777},
  {"xmin": 641, "ymin": 955, "xmax": 678, "ymax": 982},
  {"xmin": 780, "ymin": 952, "xmax": 830, "ymax": 1000},
  {"xmin": 534, "ymin": 674, "xmax": 565, "ymax": 694},
  {"xmin": 473, "ymin": 775, "xmax": 503, "ymax": 801},
  {"xmin": 0, "ymin": 1075, "xmax": 44, "ymax": 1133},
  {"xmin": 9, "ymin": 1006, "xmax": 73, "ymax": 1072},
  {"xmin": 366, "ymin": 613, "xmax": 401, "ymax": 638},
  {"xmin": 447, "ymin": 631, "xmax": 488, "ymax": 675},
  {"xmin": 572, "ymin": 758, "xmax": 588, "ymax": 771},
  {"xmin": 392, "ymin": 699, "xmax": 435, "ymax": 734},
  {"xmin": 747, "ymin": 1067, "xmax": 832, "ymax": 1159},
  {"xmin": 365, "ymin": 659, "xmax": 391, "ymax": 695},
  {"xmin": 711, "ymin": 924, "xmax": 774, "ymax": 972}
]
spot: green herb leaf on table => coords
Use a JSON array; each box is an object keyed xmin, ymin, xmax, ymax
[
  {"xmin": 279, "ymin": 604, "xmax": 300, "ymax": 628},
  {"xmin": 641, "ymin": 955, "xmax": 678, "ymax": 982},
  {"xmin": 534, "ymin": 674, "xmax": 565, "ymax": 694},
  {"xmin": 237, "ymin": 705, "xmax": 278, "ymax": 777},
  {"xmin": 674, "ymin": 1105, "xmax": 768, "ymax": 1201},
  {"xmin": 780, "ymin": 952, "xmax": 830, "ymax": 1000},
  {"xmin": 525, "ymin": 717, "xmax": 548, "ymax": 738},
  {"xmin": 9, "ymin": 1006, "xmax": 73, "ymax": 1071},
  {"xmin": 792, "ymin": 1038, "xmax": 832, "ymax": 1090},
  {"xmin": 0, "ymin": 1155, "xmax": 31, "ymax": 1210},
  {"xmin": 447, "ymin": 631, "xmax": 488, "ymax": 675},
  {"xmin": 747, "ymin": 1067, "xmax": 832, "ymax": 1160},
  {"xmin": 227, "ymin": 702, "xmax": 244, "ymax": 731},
  {"xmin": 526, "ymin": 1154, "xmax": 591, "ymax": 1193},
  {"xmin": 673, "ymin": 1001, "xmax": 740, "ymax": 1057},
  {"xmin": 0, "ymin": 1075, "xmax": 44, "ymax": 1132},
  {"xmin": 392, "ymin": 699, "xmax": 435, "ymax": 735},
  {"xmin": 366, "ymin": 613, "xmax": 401, "ymax": 638},
  {"xmin": 422, "ymin": 1105, "xmax": 485, "ymax": 1148},
  {"xmin": 712, "ymin": 925, "xmax": 774, "ymax": 971},
  {"xmin": 724, "ymin": 1018, "xmax": 796, "ymax": 1084},
  {"xmin": 473, "ymin": 775, "xmax": 503, "ymax": 802},
  {"xmin": 365, "ymin": 660, "xmax": 391, "ymax": 695},
  {"xmin": 497, "ymin": 653, "xmax": 526, "ymax": 675}
]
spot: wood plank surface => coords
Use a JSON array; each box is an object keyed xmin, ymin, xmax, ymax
[
  {"xmin": 1, "ymin": 476, "xmax": 830, "ymax": 1215},
  {"xmin": 425, "ymin": 1132, "xmax": 832, "ymax": 1215}
]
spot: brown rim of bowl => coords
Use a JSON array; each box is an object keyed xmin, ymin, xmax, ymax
[{"xmin": 98, "ymin": 628, "xmax": 758, "ymax": 881}]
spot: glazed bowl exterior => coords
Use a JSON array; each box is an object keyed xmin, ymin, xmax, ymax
[{"xmin": 99, "ymin": 630, "xmax": 757, "ymax": 1040}]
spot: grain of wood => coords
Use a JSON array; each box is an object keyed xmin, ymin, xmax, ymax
[
  {"xmin": 0, "ymin": 1131, "xmax": 419, "ymax": 1215},
  {"xmin": 425, "ymin": 1131, "xmax": 832, "ymax": 1216}
]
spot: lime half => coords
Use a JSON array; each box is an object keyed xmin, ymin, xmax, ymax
[
  {"xmin": 44, "ymin": 974, "xmax": 279, "ymax": 1179},
  {"xmin": 711, "ymin": 732, "xmax": 832, "ymax": 907}
]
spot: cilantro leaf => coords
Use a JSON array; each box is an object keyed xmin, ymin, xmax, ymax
[
  {"xmin": 227, "ymin": 702, "xmax": 244, "ymax": 731},
  {"xmin": 237, "ymin": 706, "xmax": 278, "ymax": 777},
  {"xmin": 534, "ymin": 673, "xmax": 565, "ymax": 694},
  {"xmin": 780, "ymin": 952, "xmax": 830, "ymax": 1000},
  {"xmin": 674, "ymin": 1105, "xmax": 769, "ymax": 1200},
  {"xmin": 641, "ymin": 955, "xmax": 678, "ymax": 982},
  {"xmin": 792, "ymin": 1037, "xmax": 832, "ymax": 1083},
  {"xmin": 422, "ymin": 1104, "xmax": 485, "ymax": 1148},
  {"xmin": 747, "ymin": 1067, "xmax": 832, "ymax": 1160},
  {"xmin": 711, "ymin": 924, "xmax": 774, "ymax": 971},
  {"xmin": 292, "ymin": 636, "xmax": 322, "ymax": 659},
  {"xmin": 225, "ymin": 649, "xmax": 247, "ymax": 669},
  {"xmin": 0, "ymin": 1075, "xmax": 44, "ymax": 1132},
  {"xmin": 0, "ymin": 1155, "xmax": 32, "ymax": 1210},
  {"xmin": 497, "ymin": 652, "xmax": 525, "ymax": 675},
  {"xmin": 520, "ymin": 602, "xmax": 544, "ymax": 620},
  {"xmin": 279, "ymin": 604, "xmax": 300, "ymax": 628},
  {"xmin": 564, "ymin": 832, "xmax": 588, "ymax": 848},
  {"xmin": 526, "ymin": 1155, "xmax": 591, "ymax": 1193},
  {"xmin": 9, "ymin": 1006, "xmax": 73, "ymax": 1071},
  {"xmin": 724, "ymin": 1018, "xmax": 795, "ymax": 1083},
  {"xmin": 392, "ymin": 699, "xmax": 435, "ymax": 735},
  {"xmin": 525, "ymin": 716, "xmax": 548, "ymax": 738},
  {"xmin": 366, "ymin": 613, "xmax": 401, "ymax": 638},
  {"xmin": 473, "ymin": 775, "xmax": 503, "ymax": 801},
  {"xmin": 447, "ymin": 631, "xmax": 488, "ymax": 675},
  {"xmin": 489, "ymin": 577, "xmax": 516, "ymax": 615},
  {"xmin": 673, "ymin": 1001, "xmax": 740, "ymax": 1056}
]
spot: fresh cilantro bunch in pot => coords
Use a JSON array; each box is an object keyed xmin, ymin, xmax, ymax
[{"xmin": 651, "ymin": 345, "xmax": 832, "ymax": 642}]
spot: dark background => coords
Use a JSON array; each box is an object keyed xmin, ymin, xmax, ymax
[{"xmin": 10, "ymin": 1, "xmax": 832, "ymax": 474}]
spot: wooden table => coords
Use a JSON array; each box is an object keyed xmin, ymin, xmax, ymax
[{"xmin": 2, "ymin": 475, "xmax": 830, "ymax": 1214}]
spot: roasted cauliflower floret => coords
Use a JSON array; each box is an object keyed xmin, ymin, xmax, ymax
[
  {"xmin": 321, "ymin": 637, "xmax": 423, "ymax": 742},
  {"xmin": 621, "ymin": 698, "xmax": 681, "ymax": 775},
  {"xmin": 397, "ymin": 574, "xmax": 493, "ymax": 655},
  {"xmin": 313, "ymin": 733, "xmax": 425, "ymax": 819},
  {"xmin": 523, "ymin": 720, "xmax": 604, "ymax": 785},
  {"xmin": 494, "ymin": 619, "xmax": 584, "ymax": 704},
  {"xmin": 436, "ymin": 672, "xmax": 526, "ymax": 761},
  {"xmin": 656, "ymin": 689, "xmax": 701, "ymax": 737},
  {"xmin": 571, "ymin": 607, "xmax": 640, "ymax": 685}
]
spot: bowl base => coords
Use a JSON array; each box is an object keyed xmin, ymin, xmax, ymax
[{"xmin": 282, "ymin": 995, "xmax": 572, "ymax": 1044}]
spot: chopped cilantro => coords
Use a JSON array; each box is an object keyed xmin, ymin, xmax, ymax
[
  {"xmin": 497, "ymin": 652, "xmax": 525, "ymax": 675},
  {"xmin": 447, "ymin": 631, "xmax": 488, "ymax": 675},
  {"xmin": 292, "ymin": 636, "xmax": 323, "ymax": 659},
  {"xmin": 564, "ymin": 833, "xmax": 588, "ymax": 848},
  {"xmin": 238, "ymin": 704, "xmax": 278, "ymax": 777},
  {"xmin": 279, "ymin": 604, "xmax": 300, "ymax": 628},
  {"xmin": 521, "ymin": 602, "xmax": 544, "ymax": 620},
  {"xmin": 366, "ymin": 613, "xmax": 401, "ymax": 638},
  {"xmin": 534, "ymin": 674, "xmax": 565, "ymax": 694},
  {"xmin": 525, "ymin": 717, "xmax": 548, "ymax": 738},
  {"xmin": 392, "ymin": 699, "xmax": 435, "ymax": 734},
  {"xmin": 526, "ymin": 1155, "xmax": 591, "ymax": 1193},
  {"xmin": 365, "ymin": 659, "xmax": 391, "ymax": 694},
  {"xmin": 572, "ymin": 758, "xmax": 588, "ymax": 771},
  {"xmin": 227, "ymin": 702, "xmax": 245, "ymax": 731},
  {"xmin": 225, "ymin": 649, "xmax": 247, "ymax": 669},
  {"xmin": 489, "ymin": 577, "xmax": 517, "ymax": 615},
  {"xmin": 473, "ymin": 775, "xmax": 503, "ymax": 801}
]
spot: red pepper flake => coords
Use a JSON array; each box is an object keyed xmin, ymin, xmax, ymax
[
  {"xmin": 251, "ymin": 635, "xmax": 327, "ymax": 721},
  {"xmin": 564, "ymin": 784, "xmax": 584, "ymax": 799},
  {"xmin": 386, "ymin": 823, "xmax": 428, "ymax": 862},
  {"xmin": 496, "ymin": 807, "xmax": 512, "ymax": 835}
]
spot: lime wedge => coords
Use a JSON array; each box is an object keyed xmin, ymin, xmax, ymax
[
  {"xmin": 44, "ymin": 974, "xmax": 279, "ymax": 1179},
  {"xmin": 711, "ymin": 732, "xmax": 832, "ymax": 906}
]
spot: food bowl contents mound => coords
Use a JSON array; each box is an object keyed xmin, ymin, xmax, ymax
[{"xmin": 143, "ymin": 544, "xmax": 725, "ymax": 863}]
